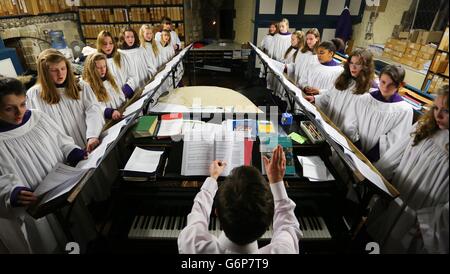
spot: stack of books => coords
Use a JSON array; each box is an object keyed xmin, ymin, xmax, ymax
[{"xmin": 132, "ymin": 115, "xmax": 159, "ymax": 138}]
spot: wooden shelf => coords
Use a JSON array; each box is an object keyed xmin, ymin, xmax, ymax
[
  {"xmin": 0, "ymin": 11, "xmax": 77, "ymax": 19},
  {"xmin": 78, "ymin": 4, "xmax": 183, "ymax": 9}
]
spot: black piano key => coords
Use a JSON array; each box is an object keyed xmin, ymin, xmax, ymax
[
  {"xmin": 153, "ymin": 216, "xmax": 160, "ymax": 229},
  {"xmin": 300, "ymin": 217, "xmax": 308, "ymax": 231},
  {"xmin": 306, "ymin": 216, "xmax": 315, "ymax": 230},
  {"xmin": 144, "ymin": 216, "xmax": 151, "ymax": 229},
  {"xmin": 313, "ymin": 216, "xmax": 322, "ymax": 230},
  {"xmin": 133, "ymin": 216, "xmax": 140, "ymax": 229},
  {"xmin": 140, "ymin": 216, "xmax": 147, "ymax": 229}
]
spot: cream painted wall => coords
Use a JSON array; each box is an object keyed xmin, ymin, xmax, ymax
[
  {"xmin": 353, "ymin": 0, "xmax": 412, "ymax": 48},
  {"xmin": 234, "ymin": 0, "xmax": 256, "ymax": 44}
]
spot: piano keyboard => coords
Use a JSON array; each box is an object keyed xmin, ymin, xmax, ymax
[{"xmin": 128, "ymin": 215, "xmax": 331, "ymax": 240}]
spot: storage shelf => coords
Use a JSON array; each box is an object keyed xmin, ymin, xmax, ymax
[{"xmin": 78, "ymin": 4, "xmax": 183, "ymax": 9}]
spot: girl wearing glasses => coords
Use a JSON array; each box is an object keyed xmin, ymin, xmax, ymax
[
  {"xmin": 345, "ymin": 64, "xmax": 413, "ymax": 162},
  {"xmin": 367, "ymin": 85, "xmax": 448, "ymax": 254}
]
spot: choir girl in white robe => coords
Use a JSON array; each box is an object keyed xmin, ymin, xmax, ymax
[
  {"xmin": 285, "ymin": 28, "xmax": 320, "ymax": 85},
  {"xmin": 83, "ymin": 53, "xmax": 125, "ymax": 121},
  {"xmin": 367, "ymin": 85, "xmax": 449, "ymax": 254},
  {"xmin": 345, "ymin": 65, "xmax": 413, "ymax": 162},
  {"xmin": 0, "ymin": 77, "xmax": 85, "ymax": 253},
  {"xmin": 96, "ymin": 30, "xmax": 138, "ymax": 100},
  {"xmin": 259, "ymin": 22, "xmax": 278, "ymax": 78},
  {"xmin": 297, "ymin": 41, "xmax": 344, "ymax": 96},
  {"xmin": 27, "ymin": 49, "xmax": 104, "ymax": 152},
  {"xmin": 118, "ymin": 27, "xmax": 157, "ymax": 88},
  {"xmin": 155, "ymin": 16, "xmax": 182, "ymax": 51},
  {"xmin": 158, "ymin": 30, "xmax": 178, "ymax": 94},
  {"xmin": 140, "ymin": 24, "xmax": 163, "ymax": 71},
  {"xmin": 273, "ymin": 31, "xmax": 304, "ymax": 100},
  {"xmin": 308, "ymin": 49, "xmax": 375, "ymax": 134},
  {"xmin": 267, "ymin": 18, "xmax": 292, "ymax": 90}
]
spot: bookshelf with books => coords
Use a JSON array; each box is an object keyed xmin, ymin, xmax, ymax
[
  {"xmin": 0, "ymin": 0, "xmax": 76, "ymax": 17},
  {"xmin": 79, "ymin": 0, "xmax": 185, "ymax": 47},
  {"xmin": 422, "ymin": 26, "xmax": 449, "ymax": 95}
]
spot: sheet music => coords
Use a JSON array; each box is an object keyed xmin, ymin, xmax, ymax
[
  {"xmin": 34, "ymin": 163, "xmax": 86, "ymax": 196},
  {"xmin": 344, "ymin": 148, "xmax": 392, "ymax": 197},
  {"xmin": 76, "ymin": 140, "xmax": 109, "ymax": 170},
  {"xmin": 319, "ymin": 121, "xmax": 351, "ymax": 151},
  {"xmin": 123, "ymin": 96, "xmax": 148, "ymax": 117},
  {"xmin": 124, "ymin": 147, "xmax": 164, "ymax": 173},
  {"xmin": 297, "ymin": 156, "xmax": 334, "ymax": 181},
  {"xmin": 214, "ymin": 132, "xmax": 245, "ymax": 176},
  {"xmin": 150, "ymin": 102, "xmax": 190, "ymax": 113},
  {"xmin": 181, "ymin": 137, "xmax": 214, "ymax": 176}
]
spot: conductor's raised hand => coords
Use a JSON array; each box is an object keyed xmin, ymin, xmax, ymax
[
  {"xmin": 263, "ymin": 145, "xmax": 286, "ymax": 184},
  {"xmin": 209, "ymin": 160, "xmax": 227, "ymax": 180}
]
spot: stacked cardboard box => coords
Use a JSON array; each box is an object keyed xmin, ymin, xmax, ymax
[{"xmin": 383, "ymin": 37, "xmax": 437, "ymax": 70}]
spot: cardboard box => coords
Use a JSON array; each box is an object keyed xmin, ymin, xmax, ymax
[
  {"xmin": 385, "ymin": 42, "xmax": 395, "ymax": 49},
  {"xmin": 420, "ymin": 45, "xmax": 437, "ymax": 55},
  {"xmin": 399, "ymin": 32, "xmax": 410, "ymax": 39},
  {"xmin": 391, "ymin": 56, "xmax": 402, "ymax": 62},
  {"xmin": 393, "ymin": 45, "xmax": 407, "ymax": 53},
  {"xmin": 416, "ymin": 56, "xmax": 430, "ymax": 65},
  {"xmin": 409, "ymin": 29, "xmax": 426, "ymax": 43},
  {"xmin": 407, "ymin": 42, "xmax": 422, "ymax": 51},
  {"xmin": 445, "ymin": 65, "xmax": 449, "ymax": 76},
  {"xmin": 417, "ymin": 31, "xmax": 443, "ymax": 45},
  {"xmin": 382, "ymin": 52, "xmax": 392, "ymax": 59},
  {"xmin": 384, "ymin": 47, "xmax": 393, "ymax": 54},
  {"xmin": 406, "ymin": 48, "xmax": 420, "ymax": 55},
  {"xmin": 437, "ymin": 60, "xmax": 449, "ymax": 74},
  {"xmin": 402, "ymin": 53, "xmax": 417, "ymax": 61},
  {"xmin": 417, "ymin": 51, "xmax": 434, "ymax": 60},
  {"xmin": 391, "ymin": 50, "xmax": 404, "ymax": 58}
]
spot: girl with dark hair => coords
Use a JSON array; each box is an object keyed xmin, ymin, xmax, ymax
[
  {"xmin": 0, "ymin": 77, "xmax": 85, "ymax": 253},
  {"xmin": 345, "ymin": 64, "xmax": 413, "ymax": 162},
  {"xmin": 297, "ymin": 40, "xmax": 344, "ymax": 96},
  {"xmin": 367, "ymin": 85, "xmax": 448, "ymax": 254}
]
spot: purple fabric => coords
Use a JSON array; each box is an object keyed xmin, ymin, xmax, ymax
[
  {"xmin": 335, "ymin": 8, "xmax": 352, "ymax": 43},
  {"xmin": 10, "ymin": 186, "xmax": 32, "ymax": 207},
  {"xmin": 279, "ymin": 32, "xmax": 292, "ymax": 36},
  {"xmin": 0, "ymin": 110, "xmax": 31, "ymax": 132},
  {"xmin": 370, "ymin": 90, "xmax": 404, "ymax": 103},
  {"xmin": 322, "ymin": 59, "xmax": 339, "ymax": 67},
  {"xmin": 104, "ymin": 108, "xmax": 115, "ymax": 119},
  {"xmin": 67, "ymin": 148, "xmax": 85, "ymax": 167},
  {"xmin": 122, "ymin": 84, "xmax": 134, "ymax": 99}
]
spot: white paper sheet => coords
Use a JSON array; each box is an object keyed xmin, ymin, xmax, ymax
[
  {"xmin": 123, "ymin": 96, "xmax": 148, "ymax": 117},
  {"xmin": 297, "ymin": 155, "xmax": 335, "ymax": 181},
  {"xmin": 150, "ymin": 102, "xmax": 190, "ymax": 113},
  {"xmin": 124, "ymin": 147, "xmax": 164, "ymax": 173},
  {"xmin": 34, "ymin": 163, "xmax": 86, "ymax": 196}
]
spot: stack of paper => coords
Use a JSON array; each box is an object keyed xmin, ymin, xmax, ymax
[
  {"xmin": 157, "ymin": 113, "xmax": 184, "ymax": 137},
  {"xmin": 124, "ymin": 147, "xmax": 164, "ymax": 174},
  {"xmin": 297, "ymin": 156, "xmax": 335, "ymax": 182}
]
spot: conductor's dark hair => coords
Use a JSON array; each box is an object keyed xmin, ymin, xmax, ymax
[
  {"xmin": 216, "ymin": 166, "xmax": 274, "ymax": 245},
  {"xmin": 0, "ymin": 77, "xmax": 26, "ymax": 104},
  {"xmin": 161, "ymin": 16, "xmax": 172, "ymax": 24},
  {"xmin": 331, "ymin": 38, "xmax": 345, "ymax": 53},
  {"xmin": 380, "ymin": 64, "xmax": 406, "ymax": 87}
]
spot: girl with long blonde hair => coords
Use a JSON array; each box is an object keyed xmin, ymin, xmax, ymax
[
  {"xmin": 368, "ymin": 85, "xmax": 448, "ymax": 254},
  {"xmin": 27, "ymin": 49, "xmax": 104, "ymax": 152},
  {"xmin": 83, "ymin": 53, "xmax": 125, "ymax": 121},
  {"xmin": 140, "ymin": 24, "xmax": 162, "ymax": 70}
]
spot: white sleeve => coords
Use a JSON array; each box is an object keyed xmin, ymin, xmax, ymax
[
  {"xmin": 121, "ymin": 54, "xmax": 139, "ymax": 91},
  {"xmin": 41, "ymin": 112, "xmax": 80, "ymax": 157},
  {"xmin": 174, "ymin": 32, "xmax": 181, "ymax": 48},
  {"xmin": 342, "ymin": 100, "xmax": 360, "ymax": 143},
  {"xmin": 81, "ymin": 83, "xmax": 105, "ymax": 140},
  {"xmin": 268, "ymin": 181, "xmax": 301, "ymax": 254},
  {"xmin": 314, "ymin": 89, "xmax": 330, "ymax": 110},
  {"xmin": 286, "ymin": 63, "xmax": 295, "ymax": 78},
  {"xmin": 155, "ymin": 32, "xmax": 162, "ymax": 42},
  {"xmin": 177, "ymin": 177, "xmax": 218, "ymax": 254},
  {"xmin": 379, "ymin": 108, "xmax": 413, "ymax": 156},
  {"xmin": 0, "ymin": 174, "xmax": 25, "ymax": 219},
  {"xmin": 143, "ymin": 50, "xmax": 157, "ymax": 77},
  {"xmin": 417, "ymin": 202, "xmax": 449, "ymax": 254},
  {"xmin": 374, "ymin": 135, "xmax": 410, "ymax": 180}
]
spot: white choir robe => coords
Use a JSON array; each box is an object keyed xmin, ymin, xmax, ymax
[
  {"xmin": 99, "ymin": 80, "xmax": 127, "ymax": 117},
  {"xmin": 273, "ymin": 49, "xmax": 297, "ymax": 100},
  {"xmin": 345, "ymin": 94, "xmax": 414, "ymax": 158},
  {"xmin": 106, "ymin": 54, "xmax": 139, "ymax": 93},
  {"xmin": 266, "ymin": 33, "xmax": 292, "ymax": 91},
  {"xmin": 177, "ymin": 178, "xmax": 302, "ymax": 254},
  {"xmin": 259, "ymin": 34, "xmax": 275, "ymax": 78},
  {"xmin": 297, "ymin": 63, "xmax": 344, "ymax": 94},
  {"xmin": 26, "ymin": 80, "xmax": 105, "ymax": 148},
  {"xmin": 159, "ymin": 44, "xmax": 177, "ymax": 95},
  {"xmin": 155, "ymin": 30, "xmax": 182, "ymax": 50},
  {"xmin": 143, "ymin": 42, "xmax": 163, "ymax": 70},
  {"xmin": 286, "ymin": 51, "xmax": 319, "ymax": 85},
  {"xmin": 0, "ymin": 110, "xmax": 79, "ymax": 253},
  {"xmin": 368, "ymin": 125, "xmax": 449, "ymax": 253},
  {"xmin": 315, "ymin": 81, "xmax": 364, "ymax": 134},
  {"xmin": 119, "ymin": 47, "xmax": 157, "ymax": 88}
]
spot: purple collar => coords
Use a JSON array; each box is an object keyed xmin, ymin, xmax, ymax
[
  {"xmin": 279, "ymin": 31, "xmax": 291, "ymax": 36},
  {"xmin": 0, "ymin": 110, "xmax": 32, "ymax": 132},
  {"xmin": 321, "ymin": 59, "xmax": 339, "ymax": 67},
  {"xmin": 370, "ymin": 89, "xmax": 404, "ymax": 103}
]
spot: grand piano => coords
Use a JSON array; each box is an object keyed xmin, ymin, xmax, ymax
[{"xmin": 28, "ymin": 44, "xmax": 399, "ymax": 254}]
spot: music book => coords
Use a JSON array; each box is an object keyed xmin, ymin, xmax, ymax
[
  {"xmin": 181, "ymin": 131, "xmax": 246, "ymax": 177},
  {"xmin": 157, "ymin": 113, "xmax": 184, "ymax": 137},
  {"xmin": 34, "ymin": 163, "xmax": 87, "ymax": 205},
  {"xmin": 133, "ymin": 115, "xmax": 159, "ymax": 138},
  {"xmin": 123, "ymin": 147, "xmax": 164, "ymax": 174},
  {"xmin": 297, "ymin": 156, "xmax": 335, "ymax": 182},
  {"xmin": 259, "ymin": 134, "xmax": 296, "ymax": 176}
]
